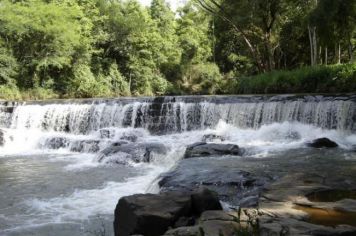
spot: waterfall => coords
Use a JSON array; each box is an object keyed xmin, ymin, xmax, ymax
[{"xmin": 1, "ymin": 95, "xmax": 355, "ymax": 134}]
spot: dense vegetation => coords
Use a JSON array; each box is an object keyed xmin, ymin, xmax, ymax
[{"xmin": 0, "ymin": 0, "xmax": 355, "ymax": 100}]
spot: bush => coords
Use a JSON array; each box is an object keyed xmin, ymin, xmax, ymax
[
  {"xmin": 181, "ymin": 63, "xmax": 223, "ymax": 94},
  {"xmin": 0, "ymin": 84, "xmax": 21, "ymax": 100},
  {"xmin": 231, "ymin": 63, "xmax": 356, "ymax": 94},
  {"xmin": 21, "ymin": 87, "xmax": 58, "ymax": 100},
  {"xmin": 69, "ymin": 64, "xmax": 106, "ymax": 98}
]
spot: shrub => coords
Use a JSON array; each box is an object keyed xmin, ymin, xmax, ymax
[
  {"xmin": 182, "ymin": 63, "xmax": 223, "ymax": 94},
  {"xmin": 233, "ymin": 64, "xmax": 356, "ymax": 94},
  {"xmin": 0, "ymin": 84, "xmax": 21, "ymax": 100}
]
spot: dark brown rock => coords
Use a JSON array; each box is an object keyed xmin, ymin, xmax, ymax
[
  {"xmin": 191, "ymin": 188, "xmax": 223, "ymax": 215},
  {"xmin": 114, "ymin": 192, "xmax": 192, "ymax": 236},
  {"xmin": 307, "ymin": 138, "xmax": 338, "ymax": 148}
]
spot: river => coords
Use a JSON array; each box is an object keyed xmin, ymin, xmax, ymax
[{"xmin": 0, "ymin": 95, "xmax": 355, "ymax": 235}]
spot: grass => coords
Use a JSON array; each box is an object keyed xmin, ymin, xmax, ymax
[{"xmin": 226, "ymin": 63, "xmax": 356, "ymax": 94}]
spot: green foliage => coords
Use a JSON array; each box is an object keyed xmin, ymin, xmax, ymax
[
  {"xmin": 181, "ymin": 63, "xmax": 223, "ymax": 94},
  {"xmin": 230, "ymin": 63, "xmax": 356, "ymax": 94},
  {"xmin": 0, "ymin": 85, "xmax": 21, "ymax": 100},
  {"xmin": 0, "ymin": 41, "xmax": 18, "ymax": 85},
  {"xmin": 0, "ymin": 0, "xmax": 354, "ymax": 100}
]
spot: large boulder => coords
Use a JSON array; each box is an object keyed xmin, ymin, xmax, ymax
[
  {"xmin": 97, "ymin": 142, "xmax": 167, "ymax": 164},
  {"xmin": 184, "ymin": 142, "xmax": 243, "ymax": 158},
  {"xmin": 191, "ymin": 188, "xmax": 222, "ymax": 215},
  {"xmin": 114, "ymin": 189, "xmax": 222, "ymax": 236},
  {"xmin": 159, "ymin": 157, "xmax": 268, "ymax": 207},
  {"xmin": 307, "ymin": 138, "xmax": 338, "ymax": 148}
]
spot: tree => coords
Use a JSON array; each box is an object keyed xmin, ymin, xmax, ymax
[{"xmin": 0, "ymin": 0, "xmax": 87, "ymax": 90}]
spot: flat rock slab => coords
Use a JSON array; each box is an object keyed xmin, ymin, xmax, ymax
[
  {"xmin": 257, "ymin": 173, "xmax": 356, "ymax": 236},
  {"xmin": 159, "ymin": 157, "xmax": 269, "ymax": 206}
]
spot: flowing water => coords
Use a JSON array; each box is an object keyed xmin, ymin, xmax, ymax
[{"xmin": 0, "ymin": 95, "xmax": 355, "ymax": 235}]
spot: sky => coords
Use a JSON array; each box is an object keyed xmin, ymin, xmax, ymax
[{"xmin": 138, "ymin": 0, "xmax": 187, "ymax": 11}]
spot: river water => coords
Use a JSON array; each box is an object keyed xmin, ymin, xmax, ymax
[{"xmin": 0, "ymin": 95, "xmax": 355, "ymax": 235}]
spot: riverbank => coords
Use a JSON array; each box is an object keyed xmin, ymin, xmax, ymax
[
  {"xmin": 1, "ymin": 64, "xmax": 355, "ymax": 101},
  {"xmin": 223, "ymin": 63, "xmax": 356, "ymax": 95}
]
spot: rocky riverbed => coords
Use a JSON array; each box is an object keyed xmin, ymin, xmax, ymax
[
  {"xmin": 0, "ymin": 95, "xmax": 355, "ymax": 236},
  {"xmin": 114, "ymin": 138, "xmax": 356, "ymax": 236}
]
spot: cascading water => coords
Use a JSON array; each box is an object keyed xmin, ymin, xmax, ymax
[{"xmin": 0, "ymin": 95, "xmax": 355, "ymax": 236}]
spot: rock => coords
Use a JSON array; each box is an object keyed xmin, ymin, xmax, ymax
[
  {"xmin": 113, "ymin": 192, "xmax": 192, "ymax": 236},
  {"xmin": 202, "ymin": 134, "xmax": 225, "ymax": 142},
  {"xmin": 113, "ymin": 189, "xmax": 223, "ymax": 236},
  {"xmin": 163, "ymin": 226, "xmax": 201, "ymax": 236},
  {"xmin": 200, "ymin": 211, "xmax": 235, "ymax": 222},
  {"xmin": 174, "ymin": 216, "xmax": 196, "ymax": 228},
  {"xmin": 200, "ymin": 220, "xmax": 240, "ymax": 236},
  {"xmin": 99, "ymin": 129, "xmax": 114, "ymax": 139},
  {"xmin": 120, "ymin": 134, "xmax": 138, "ymax": 142},
  {"xmin": 307, "ymin": 138, "xmax": 338, "ymax": 148},
  {"xmin": 42, "ymin": 137, "xmax": 70, "ymax": 149},
  {"xmin": 184, "ymin": 142, "xmax": 243, "ymax": 158},
  {"xmin": 100, "ymin": 129, "xmax": 141, "ymax": 142},
  {"xmin": 97, "ymin": 142, "xmax": 166, "ymax": 163},
  {"xmin": 191, "ymin": 188, "xmax": 222, "ymax": 215},
  {"xmin": 159, "ymin": 158, "xmax": 268, "ymax": 206},
  {"xmin": 0, "ymin": 129, "xmax": 4, "ymax": 146},
  {"xmin": 70, "ymin": 140, "xmax": 100, "ymax": 153}
]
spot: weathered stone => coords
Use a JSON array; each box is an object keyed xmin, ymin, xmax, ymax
[
  {"xmin": 163, "ymin": 226, "xmax": 200, "ymax": 236},
  {"xmin": 113, "ymin": 189, "xmax": 223, "ymax": 236},
  {"xmin": 164, "ymin": 220, "xmax": 241, "ymax": 236},
  {"xmin": 42, "ymin": 137, "xmax": 70, "ymax": 149},
  {"xmin": 202, "ymin": 134, "xmax": 225, "ymax": 142},
  {"xmin": 120, "ymin": 134, "xmax": 138, "ymax": 142},
  {"xmin": 97, "ymin": 142, "xmax": 166, "ymax": 163},
  {"xmin": 184, "ymin": 142, "xmax": 243, "ymax": 158},
  {"xmin": 191, "ymin": 188, "xmax": 222, "ymax": 215},
  {"xmin": 70, "ymin": 140, "xmax": 100, "ymax": 153},
  {"xmin": 159, "ymin": 157, "xmax": 267, "ymax": 207},
  {"xmin": 200, "ymin": 220, "xmax": 240, "ymax": 236},
  {"xmin": 0, "ymin": 129, "xmax": 4, "ymax": 146},
  {"xmin": 99, "ymin": 129, "xmax": 114, "ymax": 139},
  {"xmin": 114, "ymin": 192, "xmax": 192, "ymax": 236},
  {"xmin": 174, "ymin": 216, "xmax": 195, "ymax": 228},
  {"xmin": 307, "ymin": 138, "xmax": 338, "ymax": 148},
  {"xmin": 200, "ymin": 211, "xmax": 235, "ymax": 222}
]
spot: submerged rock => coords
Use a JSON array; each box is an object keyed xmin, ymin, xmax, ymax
[
  {"xmin": 70, "ymin": 140, "xmax": 100, "ymax": 153},
  {"xmin": 0, "ymin": 129, "xmax": 4, "ymax": 146},
  {"xmin": 97, "ymin": 142, "xmax": 166, "ymax": 164},
  {"xmin": 42, "ymin": 137, "xmax": 70, "ymax": 149},
  {"xmin": 307, "ymin": 138, "xmax": 338, "ymax": 148},
  {"xmin": 113, "ymin": 188, "xmax": 222, "ymax": 236},
  {"xmin": 202, "ymin": 134, "xmax": 225, "ymax": 142},
  {"xmin": 184, "ymin": 142, "xmax": 243, "ymax": 158}
]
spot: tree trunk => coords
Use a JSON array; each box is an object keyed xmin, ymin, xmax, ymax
[
  {"xmin": 349, "ymin": 41, "xmax": 354, "ymax": 62},
  {"xmin": 265, "ymin": 32, "xmax": 274, "ymax": 71},
  {"xmin": 338, "ymin": 43, "xmax": 341, "ymax": 64},
  {"xmin": 325, "ymin": 47, "xmax": 328, "ymax": 65},
  {"xmin": 308, "ymin": 25, "xmax": 317, "ymax": 66}
]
